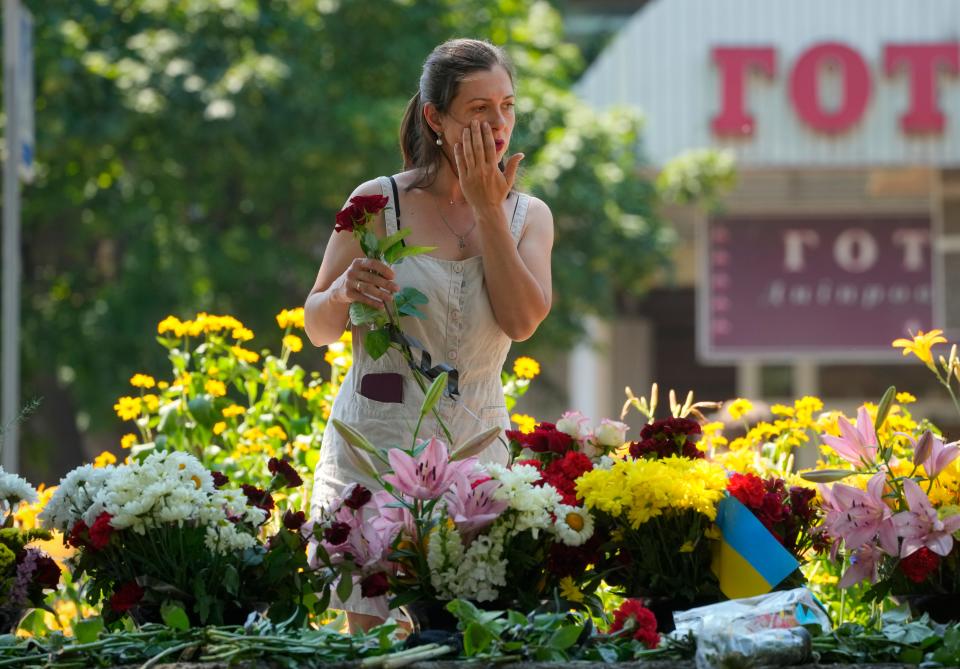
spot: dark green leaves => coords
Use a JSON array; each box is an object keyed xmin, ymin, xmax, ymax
[{"xmin": 394, "ymin": 287, "xmax": 428, "ymax": 320}]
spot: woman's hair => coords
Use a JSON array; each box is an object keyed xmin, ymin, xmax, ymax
[{"xmin": 400, "ymin": 38, "xmax": 514, "ymax": 190}]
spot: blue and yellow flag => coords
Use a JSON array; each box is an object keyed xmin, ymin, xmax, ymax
[{"xmin": 711, "ymin": 495, "xmax": 799, "ymax": 599}]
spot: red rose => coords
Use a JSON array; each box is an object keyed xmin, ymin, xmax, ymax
[
  {"xmin": 89, "ymin": 512, "xmax": 114, "ymax": 550},
  {"xmin": 334, "ymin": 203, "xmax": 363, "ymax": 233},
  {"xmin": 33, "ymin": 555, "xmax": 61, "ymax": 590},
  {"xmin": 211, "ymin": 470, "xmax": 229, "ymax": 489},
  {"xmin": 109, "ymin": 581, "xmax": 145, "ymax": 613},
  {"xmin": 241, "ymin": 484, "xmax": 275, "ymax": 513},
  {"xmin": 900, "ymin": 547, "xmax": 941, "ymax": 583},
  {"xmin": 359, "ymin": 571, "xmax": 390, "ymax": 598},
  {"xmin": 350, "ymin": 194, "xmax": 389, "ymax": 215},
  {"xmin": 324, "ymin": 521, "xmax": 352, "ymax": 545},
  {"xmin": 283, "ymin": 510, "xmax": 307, "ymax": 531},
  {"xmin": 268, "ymin": 457, "xmax": 304, "ymax": 488},
  {"xmin": 609, "ymin": 598, "xmax": 660, "ymax": 649},
  {"xmin": 727, "ymin": 473, "xmax": 766, "ymax": 509},
  {"xmin": 342, "ymin": 483, "xmax": 372, "ymax": 509}
]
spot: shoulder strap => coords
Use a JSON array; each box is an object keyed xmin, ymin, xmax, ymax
[
  {"xmin": 377, "ymin": 176, "xmax": 399, "ymax": 235},
  {"xmin": 508, "ymin": 193, "xmax": 530, "ymax": 243}
]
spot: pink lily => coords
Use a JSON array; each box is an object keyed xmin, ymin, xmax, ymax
[
  {"xmin": 444, "ymin": 474, "xmax": 508, "ymax": 537},
  {"xmin": 822, "ymin": 473, "xmax": 899, "ymax": 556},
  {"xmin": 821, "ymin": 406, "xmax": 878, "ymax": 467},
  {"xmin": 892, "ymin": 478, "xmax": 960, "ymax": 557},
  {"xmin": 383, "ymin": 437, "xmax": 478, "ymax": 500},
  {"xmin": 370, "ymin": 489, "xmax": 415, "ymax": 541},
  {"xmin": 838, "ymin": 543, "xmax": 883, "ymax": 588},
  {"xmin": 912, "ymin": 431, "xmax": 960, "ymax": 480}
]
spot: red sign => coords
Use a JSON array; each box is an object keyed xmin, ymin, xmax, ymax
[
  {"xmin": 698, "ymin": 216, "xmax": 934, "ymax": 361},
  {"xmin": 712, "ymin": 42, "xmax": 960, "ymax": 135}
]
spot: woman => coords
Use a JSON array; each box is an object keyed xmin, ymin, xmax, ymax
[{"xmin": 303, "ymin": 38, "xmax": 554, "ymax": 631}]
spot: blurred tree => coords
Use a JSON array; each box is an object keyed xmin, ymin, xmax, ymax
[{"xmin": 12, "ymin": 0, "xmax": 731, "ymax": 481}]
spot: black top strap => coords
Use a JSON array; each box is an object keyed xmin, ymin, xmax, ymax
[{"xmin": 389, "ymin": 176, "xmax": 405, "ymax": 247}]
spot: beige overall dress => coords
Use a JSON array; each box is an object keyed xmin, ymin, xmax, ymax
[{"xmin": 311, "ymin": 176, "xmax": 529, "ymax": 616}]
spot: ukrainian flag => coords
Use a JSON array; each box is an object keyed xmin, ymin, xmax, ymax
[{"xmin": 711, "ymin": 495, "xmax": 799, "ymax": 599}]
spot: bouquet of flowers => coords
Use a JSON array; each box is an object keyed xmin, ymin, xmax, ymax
[
  {"xmin": 40, "ymin": 450, "xmax": 327, "ymax": 626},
  {"xmin": 0, "ymin": 468, "xmax": 60, "ymax": 631}
]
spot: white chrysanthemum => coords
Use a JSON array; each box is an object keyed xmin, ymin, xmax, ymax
[
  {"xmin": 40, "ymin": 465, "xmax": 112, "ymax": 531},
  {"xmin": 0, "ymin": 467, "xmax": 38, "ymax": 506},
  {"xmin": 552, "ymin": 504, "xmax": 595, "ymax": 546}
]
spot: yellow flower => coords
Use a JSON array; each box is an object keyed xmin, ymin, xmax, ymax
[
  {"xmin": 558, "ymin": 576, "xmax": 584, "ymax": 603},
  {"xmin": 113, "ymin": 396, "xmax": 142, "ymax": 421},
  {"xmin": 283, "ymin": 334, "xmax": 303, "ymax": 353},
  {"xmin": 338, "ymin": 330, "xmax": 352, "ymax": 343},
  {"xmin": 511, "ymin": 413, "xmax": 537, "ymax": 434},
  {"xmin": 266, "ymin": 425, "xmax": 288, "ymax": 441},
  {"xmin": 727, "ymin": 398, "xmax": 753, "ymax": 421},
  {"xmin": 205, "ymin": 379, "xmax": 227, "ymax": 397},
  {"xmin": 512, "ymin": 356, "xmax": 540, "ymax": 379},
  {"xmin": 222, "ymin": 404, "xmax": 246, "ymax": 418},
  {"xmin": 232, "ymin": 327, "xmax": 254, "ymax": 342},
  {"xmin": 213, "ymin": 421, "xmax": 227, "ymax": 435},
  {"xmin": 231, "ymin": 345, "xmax": 260, "ymax": 364},
  {"xmin": 129, "ymin": 373, "xmax": 155, "ymax": 389},
  {"xmin": 94, "ymin": 451, "xmax": 117, "ymax": 467},
  {"xmin": 896, "ymin": 391, "xmax": 917, "ymax": 404},
  {"xmin": 893, "ymin": 329, "xmax": 947, "ymax": 366},
  {"xmin": 120, "ymin": 434, "xmax": 137, "ymax": 449},
  {"xmin": 157, "ymin": 380, "xmax": 169, "ymax": 390},
  {"xmin": 157, "ymin": 315, "xmax": 186, "ymax": 337},
  {"xmin": 142, "ymin": 394, "xmax": 159, "ymax": 412},
  {"xmin": 276, "ymin": 307, "xmax": 305, "ymax": 329},
  {"xmin": 679, "ymin": 540, "xmax": 695, "ymax": 553}
]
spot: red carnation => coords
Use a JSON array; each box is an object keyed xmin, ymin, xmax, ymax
[
  {"xmin": 609, "ymin": 599, "xmax": 660, "ymax": 649},
  {"xmin": 789, "ymin": 486, "xmax": 816, "ymax": 522},
  {"xmin": 513, "ymin": 422, "xmax": 574, "ymax": 455},
  {"xmin": 268, "ymin": 457, "xmax": 304, "ymax": 488},
  {"xmin": 67, "ymin": 520, "xmax": 89, "ymax": 548},
  {"xmin": 283, "ymin": 510, "xmax": 307, "ymax": 531},
  {"xmin": 542, "ymin": 451, "xmax": 594, "ymax": 506},
  {"xmin": 324, "ymin": 521, "xmax": 352, "ymax": 545},
  {"xmin": 629, "ymin": 417, "xmax": 703, "ymax": 460},
  {"xmin": 89, "ymin": 512, "xmax": 114, "ymax": 550},
  {"xmin": 900, "ymin": 547, "xmax": 941, "ymax": 583},
  {"xmin": 211, "ymin": 470, "xmax": 229, "ymax": 489},
  {"xmin": 727, "ymin": 473, "xmax": 766, "ymax": 509},
  {"xmin": 109, "ymin": 581, "xmax": 145, "ymax": 613},
  {"xmin": 359, "ymin": 571, "xmax": 390, "ymax": 598},
  {"xmin": 343, "ymin": 483, "xmax": 372, "ymax": 509},
  {"xmin": 32, "ymin": 555, "xmax": 61, "ymax": 590},
  {"xmin": 241, "ymin": 484, "xmax": 275, "ymax": 513}
]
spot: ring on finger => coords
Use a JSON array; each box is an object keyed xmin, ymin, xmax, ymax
[{"xmin": 356, "ymin": 280, "xmax": 362, "ymax": 293}]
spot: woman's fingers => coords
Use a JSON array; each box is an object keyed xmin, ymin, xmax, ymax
[
  {"xmin": 481, "ymin": 122, "xmax": 497, "ymax": 165},
  {"xmin": 470, "ymin": 120, "xmax": 486, "ymax": 164},
  {"xmin": 461, "ymin": 126, "xmax": 475, "ymax": 171},
  {"xmin": 346, "ymin": 258, "xmax": 398, "ymax": 307}
]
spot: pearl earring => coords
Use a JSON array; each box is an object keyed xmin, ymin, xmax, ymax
[{"xmin": 435, "ymin": 132, "xmax": 443, "ymax": 146}]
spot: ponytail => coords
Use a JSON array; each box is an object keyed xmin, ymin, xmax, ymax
[{"xmin": 399, "ymin": 91, "xmax": 423, "ymax": 170}]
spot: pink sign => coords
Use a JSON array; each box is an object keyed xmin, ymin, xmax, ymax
[{"xmin": 699, "ymin": 215, "xmax": 935, "ymax": 361}]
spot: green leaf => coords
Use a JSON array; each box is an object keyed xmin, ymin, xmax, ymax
[
  {"xmin": 547, "ymin": 624, "xmax": 583, "ymax": 650},
  {"xmin": 462, "ymin": 621, "xmax": 494, "ymax": 656},
  {"xmin": 377, "ymin": 228, "xmax": 410, "ymax": 255},
  {"xmin": 223, "ymin": 564, "xmax": 239, "ymax": 596},
  {"xmin": 364, "ymin": 328, "xmax": 391, "ymax": 360},
  {"xmin": 384, "ymin": 244, "xmax": 436, "ymax": 264},
  {"xmin": 336, "ymin": 574, "xmax": 353, "ymax": 603},
  {"xmin": 160, "ymin": 601, "xmax": 190, "ymax": 631},
  {"xmin": 349, "ymin": 302, "xmax": 386, "ymax": 327},
  {"xmin": 187, "ymin": 396, "xmax": 215, "ymax": 427},
  {"xmin": 74, "ymin": 617, "xmax": 104, "ymax": 644},
  {"xmin": 800, "ymin": 468, "xmax": 857, "ymax": 483},
  {"xmin": 875, "ymin": 385, "xmax": 897, "ymax": 432},
  {"xmin": 419, "ymin": 372, "xmax": 447, "ymax": 419}
]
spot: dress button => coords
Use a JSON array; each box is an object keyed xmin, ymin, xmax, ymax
[
  {"xmin": 448, "ymin": 350, "xmax": 458, "ymax": 360},
  {"xmin": 454, "ymin": 263, "xmax": 463, "ymax": 273},
  {"xmin": 452, "ymin": 309, "xmax": 461, "ymax": 320}
]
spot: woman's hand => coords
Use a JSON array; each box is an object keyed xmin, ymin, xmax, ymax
[
  {"xmin": 334, "ymin": 257, "xmax": 399, "ymax": 309},
  {"xmin": 454, "ymin": 120, "xmax": 524, "ymax": 211}
]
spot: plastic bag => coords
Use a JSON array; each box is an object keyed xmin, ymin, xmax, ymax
[{"xmin": 672, "ymin": 588, "xmax": 830, "ymax": 669}]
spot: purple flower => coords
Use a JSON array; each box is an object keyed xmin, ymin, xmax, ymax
[
  {"xmin": 821, "ymin": 406, "xmax": 878, "ymax": 467},
  {"xmin": 893, "ymin": 478, "xmax": 960, "ymax": 557},
  {"xmin": 912, "ymin": 431, "xmax": 960, "ymax": 480},
  {"xmin": 838, "ymin": 543, "xmax": 883, "ymax": 588}
]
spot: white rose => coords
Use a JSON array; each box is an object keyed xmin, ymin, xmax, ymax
[
  {"xmin": 595, "ymin": 418, "xmax": 629, "ymax": 448},
  {"xmin": 556, "ymin": 410, "xmax": 592, "ymax": 439}
]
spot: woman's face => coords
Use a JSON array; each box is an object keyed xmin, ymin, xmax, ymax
[{"xmin": 434, "ymin": 65, "xmax": 516, "ymax": 160}]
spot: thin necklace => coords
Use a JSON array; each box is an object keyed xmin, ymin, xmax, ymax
[{"xmin": 429, "ymin": 192, "xmax": 476, "ymax": 250}]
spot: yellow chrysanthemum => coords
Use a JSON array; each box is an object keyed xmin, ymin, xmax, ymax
[
  {"xmin": 511, "ymin": 413, "xmax": 537, "ymax": 434},
  {"xmin": 142, "ymin": 394, "xmax": 159, "ymax": 412},
  {"xmin": 93, "ymin": 451, "xmax": 117, "ymax": 468},
  {"xmin": 232, "ymin": 327, "xmax": 254, "ymax": 342},
  {"xmin": 157, "ymin": 380, "xmax": 169, "ymax": 390},
  {"xmin": 302, "ymin": 386, "xmax": 323, "ymax": 401},
  {"xmin": 512, "ymin": 356, "xmax": 540, "ymax": 379},
  {"xmin": 222, "ymin": 404, "xmax": 246, "ymax": 418},
  {"xmin": 173, "ymin": 372, "xmax": 192, "ymax": 388},
  {"xmin": 893, "ymin": 329, "xmax": 948, "ymax": 366},
  {"xmin": 129, "ymin": 373, "xmax": 155, "ymax": 389},
  {"xmin": 213, "ymin": 421, "xmax": 227, "ymax": 436},
  {"xmin": 157, "ymin": 315, "xmax": 186, "ymax": 337},
  {"xmin": 266, "ymin": 426, "xmax": 288, "ymax": 441},
  {"xmin": 204, "ymin": 379, "xmax": 227, "ymax": 397},
  {"xmin": 276, "ymin": 307, "xmax": 305, "ymax": 329},
  {"xmin": 558, "ymin": 576, "xmax": 584, "ymax": 603},
  {"xmin": 113, "ymin": 396, "xmax": 142, "ymax": 421},
  {"xmin": 283, "ymin": 334, "xmax": 303, "ymax": 353},
  {"xmin": 727, "ymin": 398, "xmax": 753, "ymax": 421},
  {"xmin": 895, "ymin": 391, "xmax": 917, "ymax": 404},
  {"xmin": 120, "ymin": 434, "xmax": 137, "ymax": 449},
  {"xmin": 231, "ymin": 345, "xmax": 260, "ymax": 364}
]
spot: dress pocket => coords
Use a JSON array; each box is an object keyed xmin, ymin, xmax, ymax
[{"xmin": 479, "ymin": 405, "xmax": 509, "ymax": 430}]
